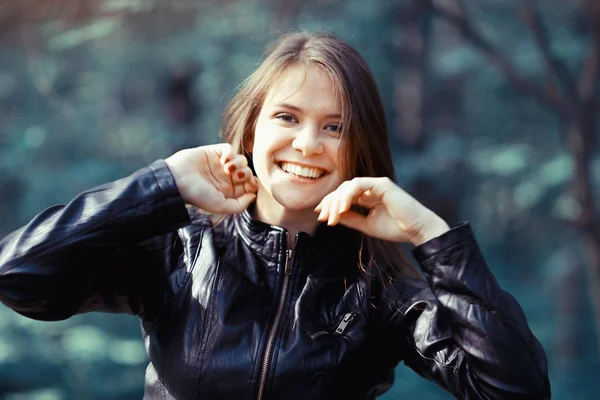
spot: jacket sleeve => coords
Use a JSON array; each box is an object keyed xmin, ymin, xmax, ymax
[
  {"xmin": 383, "ymin": 222, "xmax": 550, "ymax": 399},
  {"xmin": 0, "ymin": 160, "xmax": 191, "ymax": 321}
]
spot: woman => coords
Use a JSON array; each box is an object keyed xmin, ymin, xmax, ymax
[{"xmin": 0, "ymin": 31, "xmax": 549, "ymax": 399}]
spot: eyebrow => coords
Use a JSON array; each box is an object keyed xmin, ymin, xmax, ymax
[{"xmin": 274, "ymin": 102, "xmax": 341, "ymax": 119}]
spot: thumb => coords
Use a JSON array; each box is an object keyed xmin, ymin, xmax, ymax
[{"xmin": 220, "ymin": 193, "xmax": 256, "ymax": 214}]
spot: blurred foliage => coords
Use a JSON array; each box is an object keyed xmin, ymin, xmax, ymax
[{"xmin": 0, "ymin": 0, "xmax": 599, "ymax": 399}]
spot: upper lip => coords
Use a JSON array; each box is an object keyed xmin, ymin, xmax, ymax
[{"xmin": 278, "ymin": 160, "xmax": 328, "ymax": 172}]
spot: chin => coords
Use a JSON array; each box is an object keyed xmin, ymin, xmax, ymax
[{"xmin": 272, "ymin": 192, "xmax": 321, "ymax": 211}]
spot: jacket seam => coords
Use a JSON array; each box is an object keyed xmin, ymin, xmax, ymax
[
  {"xmin": 469, "ymin": 370, "xmax": 492, "ymax": 400},
  {"xmin": 410, "ymin": 340, "xmax": 460, "ymax": 371},
  {"xmin": 194, "ymin": 255, "xmax": 222, "ymax": 380},
  {"xmin": 0, "ymin": 196, "xmax": 171, "ymax": 277},
  {"xmin": 239, "ymin": 234, "xmax": 280, "ymax": 263},
  {"xmin": 417, "ymin": 238, "xmax": 474, "ymax": 264},
  {"xmin": 386, "ymin": 287, "xmax": 431, "ymax": 326},
  {"xmin": 177, "ymin": 229, "xmax": 201, "ymax": 297},
  {"xmin": 143, "ymin": 228, "xmax": 205, "ymax": 337},
  {"xmin": 233, "ymin": 214, "xmax": 280, "ymax": 263},
  {"xmin": 356, "ymin": 281, "xmax": 371, "ymax": 325}
]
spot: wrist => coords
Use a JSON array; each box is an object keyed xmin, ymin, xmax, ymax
[
  {"xmin": 165, "ymin": 157, "xmax": 191, "ymax": 201},
  {"xmin": 411, "ymin": 213, "xmax": 450, "ymax": 246}
]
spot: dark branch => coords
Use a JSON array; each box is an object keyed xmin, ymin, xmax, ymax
[
  {"xmin": 579, "ymin": 48, "xmax": 599, "ymax": 102},
  {"xmin": 425, "ymin": 0, "xmax": 571, "ymax": 117},
  {"xmin": 578, "ymin": 0, "xmax": 600, "ymax": 103},
  {"xmin": 521, "ymin": 0, "xmax": 579, "ymax": 103}
]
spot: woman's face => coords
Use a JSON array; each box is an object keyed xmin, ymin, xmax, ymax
[{"xmin": 250, "ymin": 64, "xmax": 348, "ymax": 212}]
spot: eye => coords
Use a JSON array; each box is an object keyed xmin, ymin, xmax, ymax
[
  {"xmin": 324, "ymin": 123, "xmax": 342, "ymax": 136},
  {"xmin": 275, "ymin": 113, "xmax": 297, "ymax": 123}
]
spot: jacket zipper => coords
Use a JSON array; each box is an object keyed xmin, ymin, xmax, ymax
[
  {"xmin": 256, "ymin": 231, "xmax": 297, "ymax": 400},
  {"xmin": 308, "ymin": 312, "xmax": 356, "ymax": 340},
  {"xmin": 335, "ymin": 312, "xmax": 356, "ymax": 334}
]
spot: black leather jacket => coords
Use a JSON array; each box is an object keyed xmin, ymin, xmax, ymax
[{"xmin": 0, "ymin": 160, "xmax": 550, "ymax": 399}]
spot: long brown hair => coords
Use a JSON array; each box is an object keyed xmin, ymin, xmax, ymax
[{"xmin": 220, "ymin": 31, "xmax": 422, "ymax": 295}]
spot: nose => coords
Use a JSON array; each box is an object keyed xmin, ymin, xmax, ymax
[{"xmin": 292, "ymin": 125, "xmax": 323, "ymax": 156}]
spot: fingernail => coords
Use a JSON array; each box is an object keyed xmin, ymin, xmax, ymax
[
  {"xmin": 227, "ymin": 164, "xmax": 236, "ymax": 173},
  {"xmin": 237, "ymin": 171, "xmax": 245, "ymax": 179}
]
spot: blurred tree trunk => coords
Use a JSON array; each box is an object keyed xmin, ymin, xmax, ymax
[
  {"xmin": 269, "ymin": 0, "xmax": 300, "ymax": 31},
  {"xmin": 426, "ymin": 0, "xmax": 600, "ymax": 355},
  {"xmin": 393, "ymin": 1, "xmax": 465, "ymax": 225},
  {"xmin": 570, "ymin": 101, "xmax": 600, "ymax": 352},
  {"xmin": 555, "ymin": 266, "xmax": 585, "ymax": 363},
  {"xmin": 392, "ymin": 0, "xmax": 433, "ymax": 147}
]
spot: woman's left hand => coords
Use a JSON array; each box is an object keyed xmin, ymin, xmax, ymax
[{"xmin": 315, "ymin": 177, "xmax": 450, "ymax": 246}]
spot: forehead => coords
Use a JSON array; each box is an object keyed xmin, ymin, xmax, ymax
[{"xmin": 264, "ymin": 64, "xmax": 341, "ymax": 112}]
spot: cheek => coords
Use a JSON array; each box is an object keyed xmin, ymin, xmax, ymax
[
  {"xmin": 326, "ymin": 141, "xmax": 352, "ymax": 179},
  {"xmin": 250, "ymin": 138, "xmax": 276, "ymax": 179},
  {"xmin": 254, "ymin": 126, "xmax": 288, "ymax": 158},
  {"xmin": 251, "ymin": 122, "xmax": 269, "ymax": 159},
  {"xmin": 330, "ymin": 172, "xmax": 348, "ymax": 193}
]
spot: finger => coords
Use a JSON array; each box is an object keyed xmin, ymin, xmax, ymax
[
  {"xmin": 243, "ymin": 176, "xmax": 259, "ymax": 193},
  {"xmin": 223, "ymin": 154, "xmax": 249, "ymax": 175},
  {"xmin": 231, "ymin": 166, "xmax": 253, "ymax": 183},
  {"xmin": 347, "ymin": 177, "xmax": 377, "ymax": 195},
  {"xmin": 219, "ymin": 193, "xmax": 257, "ymax": 214},
  {"xmin": 215, "ymin": 143, "xmax": 235, "ymax": 166},
  {"xmin": 339, "ymin": 186, "xmax": 356, "ymax": 214},
  {"xmin": 327, "ymin": 181, "xmax": 364, "ymax": 218},
  {"xmin": 314, "ymin": 202, "xmax": 322, "ymax": 213},
  {"xmin": 337, "ymin": 210, "xmax": 368, "ymax": 233},
  {"xmin": 317, "ymin": 195, "xmax": 331, "ymax": 222},
  {"xmin": 332, "ymin": 178, "xmax": 377, "ymax": 212},
  {"xmin": 328, "ymin": 196, "xmax": 340, "ymax": 226},
  {"xmin": 234, "ymin": 175, "xmax": 258, "ymax": 199},
  {"xmin": 357, "ymin": 190, "xmax": 379, "ymax": 208}
]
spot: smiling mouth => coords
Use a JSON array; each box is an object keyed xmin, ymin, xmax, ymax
[{"xmin": 277, "ymin": 162, "xmax": 326, "ymax": 180}]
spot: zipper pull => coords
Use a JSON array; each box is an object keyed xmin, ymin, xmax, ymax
[
  {"xmin": 284, "ymin": 249, "xmax": 294, "ymax": 275},
  {"xmin": 335, "ymin": 312, "xmax": 355, "ymax": 334}
]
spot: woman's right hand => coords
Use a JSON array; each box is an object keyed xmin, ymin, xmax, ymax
[{"xmin": 165, "ymin": 143, "xmax": 258, "ymax": 214}]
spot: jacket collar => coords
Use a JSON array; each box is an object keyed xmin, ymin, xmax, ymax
[{"xmin": 233, "ymin": 203, "xmax": 360, "ymax": 269}]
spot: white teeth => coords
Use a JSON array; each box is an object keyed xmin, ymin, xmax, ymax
[{"xmin": 280, "ymin": 162, "xmax": 325, "ymax": 179}]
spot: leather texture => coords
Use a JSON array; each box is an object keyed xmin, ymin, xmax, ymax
[{"xmin": 0, "ymin": 160, "xmax": 550, "ymax": 399}]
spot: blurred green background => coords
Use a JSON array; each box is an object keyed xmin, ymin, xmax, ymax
[{"xmin": 0, "ymin": 0, "xmax": 599, "ymax": 398}]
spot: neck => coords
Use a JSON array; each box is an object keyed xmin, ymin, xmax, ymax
[{"xmin": 253, "ymin": 192, "xmax": 320, "ymax": 238}]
